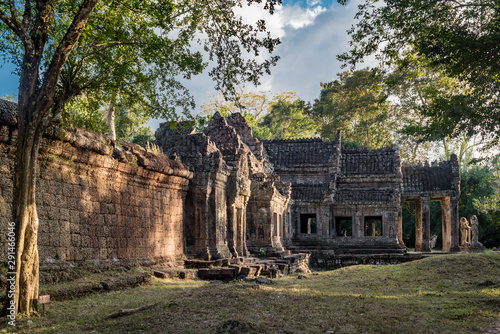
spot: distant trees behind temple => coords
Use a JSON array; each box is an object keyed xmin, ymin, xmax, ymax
[{"xmin": 199, "ymin": 89, "xmax": 318, "ymax": 140}]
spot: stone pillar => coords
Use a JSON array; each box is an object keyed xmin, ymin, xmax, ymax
[
  {"xmin": 273, "ymin": 212, "xmax": 278, "ymax": 237},
  {"xmin": 236, "ymin": 205, "xmax": 250, "ymax": 256},
  {"xmin": 354, "ymin": 211, "xmax": 362, "ymax": 238},
  {"xmin": 227, "ymin": 204, "xmax": 238, "ymax": 257},
  {"xmin": 397, "ymin": 203, "xmax": 405, "ymax": 247},
  {"xmin": 415, "ymin": 199, "xmax": 423, "ymax": 251},
  {"xmin": 450, "ymin": 199, "xmax": 460, "ymax": 252},
  {"xmin": 441, "ymin": 197, "xmax": 452, "ymax": 252},
  {"xmin": 421, "ymin": 196, "xmax": 431, "ymax": 252}
]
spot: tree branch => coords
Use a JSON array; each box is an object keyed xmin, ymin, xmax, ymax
[
  {"xmin": 0, "ymin": 8, "xmax": 32, "ymax": 49},
  {"xmin": 36, "ymin": 0, "xmax": 100, "ymax": 124},
  {"xmin": 7, "ymin": 0, "xmax": 18, "ymax": 23},
  {"xmin": 22, "ymin": 0, "xmax": 32, "ymax": 27}
]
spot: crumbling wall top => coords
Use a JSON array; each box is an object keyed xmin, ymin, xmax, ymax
[
  {"xmin": 0, "ymin": 99, "xmax": 192, "ymax": 179},
  {"xmin": 402, "ymin": 154, "xmax": 460, "ymax": 194}
]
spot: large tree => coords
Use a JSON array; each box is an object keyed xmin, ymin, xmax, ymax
[
  {"xmin": 310, "ymin": 69, "xmax": 393, "ymax": 148},
  {"xmin": 338, "ymin": 0, "xmax": 500, "ymax": 139},
  {"xmin": 384, "ymin": 52, "xmax": 482, "ymax": 163},
  {"xmin": 0, "ymin": 0, "xmax": 351, "ymax": 316}
]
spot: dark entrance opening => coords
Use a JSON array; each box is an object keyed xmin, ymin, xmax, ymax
[
  {"xmin": 335, "ymin": 216, "xmax": 352, "ymax": 236},
  {"xmin": 364, "ymin": 216, "xmax": 383, "ymax": 236},
  {"xmin": 300, "ymin": 214, "xmax": 317, "ymax": 234}
]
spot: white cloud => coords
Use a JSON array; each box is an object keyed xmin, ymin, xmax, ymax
[
  {"xmin": 307, "ymin": 0, "xmax": 323, "ymax": 6},
  {"xmin": 234, "ymin": 2, "xmax": 327, "ymax": 38},
  {"xmin": 150, "ymin": 0, "xmax": 369, "ymax": 130}
]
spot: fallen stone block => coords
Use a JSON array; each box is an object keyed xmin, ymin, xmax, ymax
[
  {"xmin": 184, "ymin": 259, "xmax": 215, "ymax": 269},
  {"xmin": 153, "ymin": 270, "xmax": 178, "ymax": 279},
  {"xmin": 178, "ymin": 270, "xmax": 197, "ymax": 279},
  {"xmin": 256, "ymin": 277, "xmax": 271, "ymax": 284},
  {"xmin": 240, "ymin": 266, "xmax": 257, "ymax": 277}
]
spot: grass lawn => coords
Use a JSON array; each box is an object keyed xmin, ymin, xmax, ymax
[{"xmin": 4, "ymin": 253, "xmax": 500, "ymax": 333}]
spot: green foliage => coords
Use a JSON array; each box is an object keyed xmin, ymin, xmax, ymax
[
  {"xmin": 0, "ymin": 94, "xmax": 16, "ymax": 103},
  {"xmin": 310, "ymin": 69, "xmax": 393, "ymax": 148},
  {"xmin": 256, "ymin": 99, "xmax": 317, "ymax": 140},
  {"xmin": 460, "ymin": 162, "xmax": 500, "ymax": 248},
  {"xmin": 201, "ymin": 90, "xmax": 300, "ymax": 121},
  {"xmin": 198, "ymin": 90, "xmax": 316, "ymax": 140},
  {"xmin": 339, "ymin": 0, "xmax": 500, "ymax": 140},
  {"xmin": 384, "ymin": 53, "xmax": 458, "ymax": 162},
  {"xmin": 62, "ymin": 96, "xmax": 109, "ymax": 133},
  {"xmin": 115, "ymin": 104, "xmax": 154, "ymax": 147},
  {"xmin": 0, "ymin": 0, "xmax": 289, "ymax": 125}
]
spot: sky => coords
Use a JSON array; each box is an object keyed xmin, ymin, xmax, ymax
[{"xmin": 0, "ymin": 0, "xmax": 364, "ymax": 131}]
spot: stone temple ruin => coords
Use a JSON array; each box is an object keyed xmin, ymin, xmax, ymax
[
  {"xmin": 0, "ymin": 100, "xmax": 464, "ymax": 277},
  {"xmin": 155, "ymin": 112, "xmax": 462, "ymax": 260}
]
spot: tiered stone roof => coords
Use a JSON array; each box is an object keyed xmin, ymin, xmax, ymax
[
  {"xmin": 402, "ymin": 157, "xmax": 460, "ymax": 194},
  {"xmin": 262, "ymin": 138, "xmax": 338, "ymax": 166},
  {"xmin": 340, "ymin": 147, "xmax": 398, "ymax": 176}
]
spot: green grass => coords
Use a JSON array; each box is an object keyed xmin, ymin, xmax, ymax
[{"xmin": 5, "ymin": 253, "xmax": 500, "ymax": 334}]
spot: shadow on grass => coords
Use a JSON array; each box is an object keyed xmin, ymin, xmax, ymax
[{"xmin": 7, "ymin": 253, "xmax": 500, "ymax": 334}]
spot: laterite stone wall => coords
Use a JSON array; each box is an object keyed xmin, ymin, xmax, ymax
[{"xmin": 0, "ymin": 110, "xmax": 192, "ymax": 266}]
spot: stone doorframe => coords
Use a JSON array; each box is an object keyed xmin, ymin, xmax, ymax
[{"xmin": 400, "ymin": 196, "xmax": 460, "ymax": 252}]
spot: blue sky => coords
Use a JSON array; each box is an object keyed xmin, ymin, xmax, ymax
[
  {"xmin": 0, "ymin": 0, "xmax": 363, "ymax": 129},
  {"xmin": 0, "ymin": 62, "xmax": 18, "ymax": 98}
]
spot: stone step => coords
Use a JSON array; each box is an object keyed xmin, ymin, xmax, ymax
[
  {"xmin": 153, "ymin": 269, "xmax": 197, "ymax": 280},
  {"xmin": 340, "ymin": 248, "xmax": 406, "ymax": 255},
  {"xmin": 184, "ymin": 259, "xmax": 216, "ymax": 269}
]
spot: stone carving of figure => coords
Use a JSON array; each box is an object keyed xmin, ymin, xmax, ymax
[
  {"xmin": 460, "ymin": 217, "xmax": 471, "ymax": 246},
  {"xmin": 470, "ymin": 215, "xmax": 479, "ymax": 243}
]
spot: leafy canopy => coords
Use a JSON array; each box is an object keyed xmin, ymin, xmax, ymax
[
  {"xmin": 310, "ymin": 69, "xmax": 393, "ymax": 148},
  {"xmin": 0, "ymin": 0, "xmax": 288, "ymax": 122},
  {"xmin": 338, "ymin": 0, "xmax": 500, "ymax": 139}
]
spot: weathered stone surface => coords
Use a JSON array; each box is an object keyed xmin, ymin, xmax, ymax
[
  {"xmin": 0, "ymin": 99, "xmax": 464, "ymax": 270},
  {"xmin": 155, "ymin": 112, "xmax": 291, "ymax": 259},
  {"xmin": 239, "ymin": 266, "xmax": 257, "ymax": 277},
  {"xmin": 153, "ymin": 270, "xmax": 178, "ymax": 279},
  {"xmin": 0, "ymin": 101, "xmax": 192, "ymax": 266},
  {"xmin": 0, "ymin": 99, "xmax": 17, "ymax": 126}
]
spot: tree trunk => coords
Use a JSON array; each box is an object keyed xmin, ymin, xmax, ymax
[
  {"xmin": 8, "ymin": 123, "xmax": 43, "ymax": 316},
  {"xmin": 107, "ymin": 90, "xmax": 119, "ymax": 141},
  {"xmin": 0, "ymin": 0, "xmax": 100, "ymax": 318}
]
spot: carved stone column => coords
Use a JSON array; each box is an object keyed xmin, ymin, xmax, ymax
[
  {"xmin": 236, "ymin": 200, "xmax": 250, "ymax": 256},
  {"xmin": 441, "ymin": 197, "xmax": 452, "ymax": 252},
  {"xmin": 397, "ymin": 202, "xmax": 405, "ymax": 247},
  {"xmin": 227, "ymin": 204, "xmax": 238, "ymax": 258},
  {"xmin": 421, "ymin": 196, "xmax": 431, "ymax": 252},
  {"xmin": 415, "ymin": 198, "xmax": 423, "ymax": 251}
]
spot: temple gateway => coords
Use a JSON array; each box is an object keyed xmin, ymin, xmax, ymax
[{"xmin": 155, "ymin": 112, "xmax": 461, "ymax": 259}]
